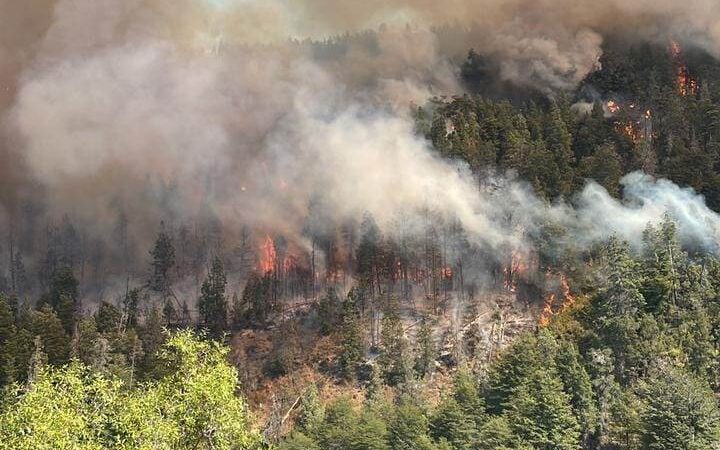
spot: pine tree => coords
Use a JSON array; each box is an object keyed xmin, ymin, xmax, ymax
[
  {"xmin": 43, "ymin": 267, "xmax": 79, "ymax": 334},
  {"xmin": 544, "ymin": 101, "xmax": 575, "ymax": 197},
  {"xmin": 556, "ymin": 340, "xmax": 599, "ymax": 445},
  {"xmin": 389, "ymin": 402, "xmax": 435, "ymax": 450},
  {"xmin": 477, "ymin": 416, "xmax": 517, "ymax": 450},
  {"xmin": 96, "ymin": 301, "xmax": 122, "ymax": 333},
  {"xmin": 0, "ymin": 295, "xmax": 17, "ymax": 388},
  {"xmin": 242, "ymin": 273, "xmax": 275, "ymax": 324},
  {"xmin": 122, "ymin": 288, "xmax": 140, "ymax": 329},
  {"xmin": 429, "ymin": 396, "xmax": 478, "ymax": 450},
  {"xmin": 298, "ymin": 383, "xmax": 325, "ymax": 436},
  {"xmin": 504, "ymin": 367, "xmax": 581, "ymax": 450},
  {"xmin": 149, "ymin": 227, "xmax": 175, "ymax": 296},
  {"xmin": 339, "ymin": 296, "xmax": 364, "ymax": 380},
  {"xmin": 453, "ymin": 369, "xmax": 486, "ymax": 429},
  {"xmin": 414, "ymin": 317, "xmax": 436, "ymax": 378},
  {"xmin": 29, "ymin": 305, "xmax": 70, "ymax": 367},
  {"xmin": 199, "ymin": 256, "xmax": 228, "ymax": 338},
  {"xmin": 579, "ymin": 143, "xmax": 623, "ymax": 196},
  {"xmin": 378, "ymin": 306, "xmax": 408, "ymax": 386},
  {"xmin": 318, "ymin": 288, "xmax": 340, "ymax": 336},
  {"xmin": 640, "ymin": 366, "xmax": 720, "ymax": 450}
]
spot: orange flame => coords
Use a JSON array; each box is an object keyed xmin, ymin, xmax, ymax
[
  {"xmin": 442, "ymin": 267, "xmax": 454, "ymax": 280},
  {"xmin": 539, "ymin": 273, "xmax": 576, "ymax": 326},
  {"xmin": 671, "ymin": 40, "xmax": 698, "ymax": 96},
  {"xmin": 259, "ymin": 236, "xmax": 277, "ymax": 274},
  {"xmin": 559, "ymin": 274, "xmax": 576, "ymax": 312},
  {"xmin": 670, "ymin": 40, "xmax": 682, "ymax": 59},
  {"xmin": 504, "ymin": 250, "xmax": 529, "ymax": 293},
  {"xmin": 606, "ymin": 100, "xmax": 621, "ymax": 114},
  {"xmin": 539, "ymin": 293, "xmax": 556, "ymax": 327},
  {"xmin": 283, "ymin": 254, "xmax": 297, "ymax": 273}
]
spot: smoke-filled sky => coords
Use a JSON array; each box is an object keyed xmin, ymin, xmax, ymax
[{"xmin": 3, "ymin": 0, "xmax": 720, "ymax": 261}]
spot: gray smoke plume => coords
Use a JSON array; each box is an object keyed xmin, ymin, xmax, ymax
[{"xmin": 2, "ymin": 0, "xmax": 720, "ymax": 286}]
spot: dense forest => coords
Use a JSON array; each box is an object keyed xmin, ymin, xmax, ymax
[{"xmin": 4, "ymin": 3, "xmax": 720, "ymax": 449}]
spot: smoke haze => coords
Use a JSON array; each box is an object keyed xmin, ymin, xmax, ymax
[{"xmin": 2, "ymin": 0, "xmax": 720, "ymax": 290}]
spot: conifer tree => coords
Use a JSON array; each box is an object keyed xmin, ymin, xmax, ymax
[{"xmin": 199, "ymin": 256, "xmax": 228, "ymax": 338}]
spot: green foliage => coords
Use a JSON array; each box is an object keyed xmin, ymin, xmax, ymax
[
  {"xmin": 0, "ymin": 330, "xmax": 261, "ymax": 450},
  {"xmin": 414, "ymin": 318, "xmax": 436, "ymax": 378},
  {"xmin": 388, "ymin": 402, "xmax": 435, "ymax": 450},
  {"xmin": 429, "ymin": 396, "xmax": 478, "ymax": 449},
  {"xmin": 338, "ymin": 295, "xmax": 364, "ymax": 380},
  {"xmin": 504, "ymin": 367, "xmax": 581, "ymax": 450},
  {"xmin": 96, "ymin": 301, "xmax": 122, "ymax": 334},
  {"xmin": 150, "ymin": 229, "xmax": 176, "ymax": 295},
  {"xmin": 0, "ymin": 295, "xmax": 17, "ymax": 388},
  {"xmin": 639, "ymin": 366, "xmax": 720, "ymax": 450},
  {"xmin": 378, "ymin": 306, "xmax": 409, "ymax": 386},
  {"xmin": 199, "ymin": 256, "xmax": 228, "ymax": 338}
]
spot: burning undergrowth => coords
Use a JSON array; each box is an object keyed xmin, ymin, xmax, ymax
[{"xmin": 1, "ymin": 1, "xmax": 720, "ymax": 320}]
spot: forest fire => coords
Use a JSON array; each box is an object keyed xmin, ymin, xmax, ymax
[
  {"xmin": 606, "ymin": 100, "xmax": 621, "ymax": 114},
  {"xmin": 539, "ymin": 273, "xmax": 576, "ymax": 326},
  {"xmin": 671, "ymin": 40, "xmax": 699, "ymax": 97},
  {"xmin": 259, "ymin": 236, "xmax": 277, "ymax": 275},
  {"xmin": 539, "ymin": 293, "xmax": 556, "ymax": 327},
  {"xmin": 283, "ymin": 254, "xmax": 298, "ymax": 273},
  {"xmin": 613, "ymin": 107, "xmax": 653, "ymax": 143},
  {"xmin": 559, "ymin": 274, "xmax": 576, "ymax": 312},
  {"xmin": 616, "ymin": 121, "xmax": 642, "ymax": 143},
  {"xmin": 504, "ymin": 251, "xmax": 530, "ymax": 293}
]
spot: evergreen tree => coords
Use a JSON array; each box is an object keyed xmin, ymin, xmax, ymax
[
  {"xmin": 639, "ymin": 366, "xmax": 720, "ymax": 450},
  {"xmin": 543, "ymin": 102, "xmax": 575, "ymax": 197},
  {"xmin": 43, "ymin": 267, "xmax": 79, "ymax": 334},
  {"xmin": 389, "ymin": 402, "xmax": 435, "ymax": 450},
  {"xmin": 149, "ymin": 227, "xmax": 176, "ymax": 295},
  {"xmin": 378, "ymin": 305, "xmax": 409, "ymax": 386},
  {"xmin": 29, "ymin": 306, "xmax": 70, "ymax": 367},
  {"xmin": 555, "ymin": 340, "xmax": 599, "ymax": 445},
  {"xmin": 414, "ymin": 317, "xmax": 436, "ymax": 378},
  {"xmin": 242, "ymin": 273, "xmax": 275, "ymax": 324},
  {"xmin": 579, "ymin": 143, "xmax": 623, "ymax": 196},
  {"xmin": 95, "ymin": 301, "xmax": 122, "ymax": 333},
  {"xmin": 429, "ymin": 396, "xmax": 478, "ymax": 450},
  {"xmin": 122, "ymin": 288, "xmax": 140, "ymax": 329},
  {"xmin": 199, "ymin": 256, "xmax": 228, "ymax": 338},
  {"xmin": 504, "ymin": 367, "xmax": 581, "ymax": 450},
  {"xmin": 318, "ymin": 288, "xmax": 341, "ymax": 336},
  {"xmin": 0, "ymin": 295, "xmax": 17, "ymax": 388},
  {"xmin": 339, "ymin": 296, "xmax": 364, "ymax": 380},
  {"xmin": 298, "ymin": 383, "xmax": 325, "ymax": 436}
]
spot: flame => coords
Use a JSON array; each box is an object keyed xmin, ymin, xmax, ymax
[
  {"xmin": 259, "ymin": 236, "xmax": 277, "ymax": 274},
  {"xmin": 539, "ymin": 273, "xmax": 576, "ymax": 326},
  {"xmin": 670, "ymin": 40, "xmax": 682, "ymax": 59},
  {"xmin": 670, "ymin": 40, "xmax": 698, "ymax": 97},
  {"xmin": 559, "ymin": 274, "xmax": 576, "ymax": 312},
  {"xmin": 616, "ymin": 121, "xmax": 640, "ymax": 143},
  {"xmin": 539, "ymin": 293, "xmax": 556, "ymax": 327},
  {"xmin": 606, "ymin": 100, "xmax": 621, "ymax": 114},
  {"xmin": 442, "ymin": 266, "xmax": 454, "ymax": 280},
  {"xmin": 283, "ymin": 254, "xmax": 297, "ymax": 273},
  {"xmin": 615, "ymin": 112, "xmax": 653, "ymax": 143},
  {"xmin": 504, "ymin": 250, "xmax": 529, "ymax": 293},
  {"xmin": 326, "ymin": 269, "xmax": 345, "ymax": 284}
]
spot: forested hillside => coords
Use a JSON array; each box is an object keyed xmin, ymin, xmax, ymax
[{"xmin": 4, "ymin": 1, "xmax": 720, "ymax": 449}]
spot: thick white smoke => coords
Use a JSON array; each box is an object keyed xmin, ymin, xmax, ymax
[
  {"xmin": 575, "ymin": 173, "xmax": 720, "ymax": 251},
  {"xmin": 3, "ymin": 0, "xmax": 720, "ymax": 268}
]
